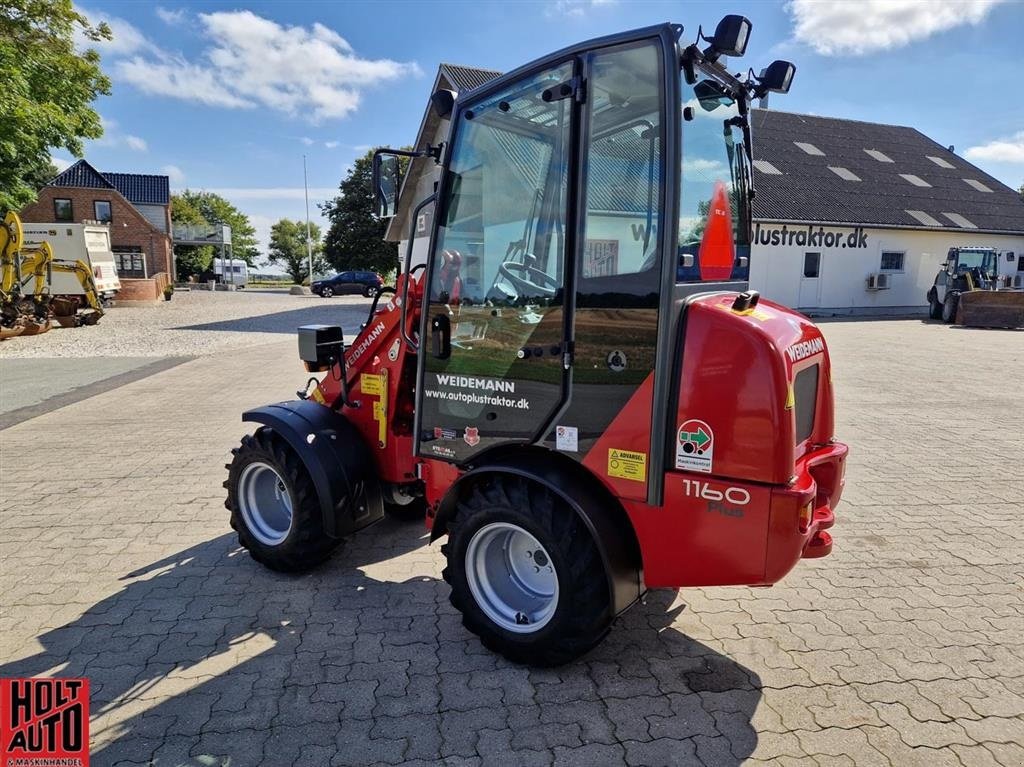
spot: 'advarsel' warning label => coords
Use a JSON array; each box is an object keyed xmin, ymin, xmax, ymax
[{"xmin": 608, "ymin": 449, "xmax": 647, "ymax": 482}]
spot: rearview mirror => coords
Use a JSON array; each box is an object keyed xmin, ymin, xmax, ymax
[
  {"xmin": 711, "ymin": 15, "xmax": 751, "ymax": 58},
  {"xmin": 372, "ymin": 152, "xmax": 401, "ymax": 219},
  {"xmin": 694, "ymin": 80, "xmax": 734, "ymax": 112},
  {"xmin": 760, "ymin": 60, "xmax": 796, "ymax": 94}
]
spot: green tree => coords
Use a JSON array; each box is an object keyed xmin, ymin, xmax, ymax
[
  {"xmin": 174, "ymin": 190, "xmax": 260, "ymax": 264},
  {"xmin": 267, "ymin": 218, "xmax": 326, "ymax": 285},
  {"xmin": 0, "ymin": 1, "xmax": 111, "ymax": 213},
  {"xmin": 170, "ymin": 193, "xmax": 215, "ymax": 280},
  {"xmin": 320, "ymin": 148, "xmax": 410, "ymax": 279}
]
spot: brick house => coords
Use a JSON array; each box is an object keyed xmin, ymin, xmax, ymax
[{"xmin": 20, "ymin": 159, "xmax": 173, "ymax": 300}]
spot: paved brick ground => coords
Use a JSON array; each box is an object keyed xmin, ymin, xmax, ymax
[{"xmin": 1, "ymin": 319, "xmax": 1022, "ymax": 766}]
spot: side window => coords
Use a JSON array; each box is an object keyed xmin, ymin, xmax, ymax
[
  {"xmin": 340, "ymin": 272, "xmax": 354, "ymax": 282},
  {"xmin": 54, "ymin": 198, "xmax": 73, "ymax": 222},
  {"xmin": 803, "ymin": 252, "xmax": 820, "ymax": 278},
  {"xmin": 880, "ymin": 251, "xmax": 904, "ymax": 272},
  {"xmin": 94, "ymin": 200, "xmax": 112, "ymax": 223},
  {"xmin": 678, "ymin": 72, "xmax": 747, "ymax": 282},
  {"xmin": 580, "ymin": 44, "xmax": 663, "ymax": 282}
]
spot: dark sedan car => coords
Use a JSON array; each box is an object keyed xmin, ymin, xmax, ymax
[{"xmin": 311, "ymin": 271, "xmax": 383, "ymax": 298}]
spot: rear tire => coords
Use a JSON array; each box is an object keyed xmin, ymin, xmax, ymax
[
  {"xmin": 321, "ymin": 286, "xmax": 334, "ymax": 298},
  {"xmin": 225, "ymin": 427, "xmax": 340, "ymax": 572},
  {"xmin": 942, "ymin": 293, "xmax": 959, "ymax": 324},
  {"xmin": 928, "ymin": 293, "xmax": 943, "ymax": 320},
  {"xmin": 442, "ymin": 475, "xmax": 612, "ymax": 666},
  {"xmin": 363, "ymin": 286, "xmax": 379, "ymax": 298}
]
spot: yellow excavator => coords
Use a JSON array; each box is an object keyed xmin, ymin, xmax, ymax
[{"xmin": 1, "ymin": 211, "xmax": 104, "ymax": 340}]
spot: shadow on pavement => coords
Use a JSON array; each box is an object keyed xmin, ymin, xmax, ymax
[
  {"xmin": 2, "ymin": 522, "xmax": 762, "ymax": 766},
  {"xmin": 173, "ymin": 303, "xmax": 371, "ymax": 335}
]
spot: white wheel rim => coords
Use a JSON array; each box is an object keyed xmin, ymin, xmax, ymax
[
  {"xmin": 465, "ymin": 522, "xmax": 559, "ymax": 634},
  {"xmin": 237, "ymin": 462, "xmax": 293, "ymax": 546}
]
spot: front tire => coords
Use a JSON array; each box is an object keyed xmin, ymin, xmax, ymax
[
  {"xmin": 928, "ymin": 293, "xmax": 943, "ymax": 320},
  {"xmin": 225, "ymin": 428, "xmax": 340, "ymax": 572},
  {"xmin": 942, "ymin": 292, "xmax": 959, "ymax": 324},
  {"xmin": 442, "ymin": 476, "xmax": 612, "ymax": 666},
  {"xmin": 321, "ymin": 286, "xmax": 334, "ymax": 298},
  {"xmin": 363, "ymin": 286, "xmax": 379, "ymax": 298}
]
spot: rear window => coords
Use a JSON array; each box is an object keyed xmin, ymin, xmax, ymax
[{"xmin": 793, "ymin": 364, "xmax": 819, "ymax": 444}]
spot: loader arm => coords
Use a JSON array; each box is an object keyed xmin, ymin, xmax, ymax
[
  {"xmin": 1, "ymin": 211, "xmax": 24, "ymax": 296},
  {"xmin": 19, "ymin": 243, "xmax": 54, "ymax": 301},
  {"xmin": 51, "ymin": 259, "xmax": 105, "ymax": 315}
]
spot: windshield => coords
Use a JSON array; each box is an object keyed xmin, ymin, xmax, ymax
[
  {"xmin": 678, "ymin": 69, "xmax": 752, "ymax": 282},
  {"xmin": 955, "ymin": 249, "xmax": 996, "ymax": 274}
]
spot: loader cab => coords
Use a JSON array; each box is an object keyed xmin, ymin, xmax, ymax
[{"xmin": 374, "ymin": 20, "xmax": 794, "ymax": 505}]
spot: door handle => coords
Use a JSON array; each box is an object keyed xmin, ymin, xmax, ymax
[{"xmin": 431, "ymin": 314, "xmax": 451, "ymax": 359}]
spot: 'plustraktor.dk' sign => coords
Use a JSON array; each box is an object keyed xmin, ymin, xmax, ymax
[{"xmin": 754, "ymin": 223, "xmax": 869, "ymax": 249}]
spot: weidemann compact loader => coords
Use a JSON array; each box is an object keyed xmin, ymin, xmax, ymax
[{"xmin": 226, "ymin": 17, "xmax": 849, "ymax": 665}]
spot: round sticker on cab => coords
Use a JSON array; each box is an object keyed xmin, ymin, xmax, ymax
[{"xmin": 676, "ymin": 419, "xmax": 714, "ymax": 473}]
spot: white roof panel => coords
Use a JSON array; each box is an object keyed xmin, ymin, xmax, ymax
[
  {"xmin": 864, "ymin": 148, "xmax": 894, "ymax": 163},
  {"xmin": 794, "ymin": 141, "xmax": 825, "ymax": 156},
  {"xmin": 963, "ymin": 178, "xmax": 993, "ymax": 193},
  {"xmin": 942, "ymin": 212, "xmax": 978, "ymax": 229},
  {"xmin": 900, "ymin": 173, "xmax": 932, "ymax": 187},
  {"xmin": 927, "ymin": 155, "xmax": 956, "ymax": 169},
  {"xmin": 753, "ymin": 159, "xmax": 782, "ymax": 175},
  {"xmin": 905, "ymin": 210, "xmax": 943, "ymax": 227},
  {"xmin": 828, "ymin": 166, "xmax": 861, "ymax": 181}
]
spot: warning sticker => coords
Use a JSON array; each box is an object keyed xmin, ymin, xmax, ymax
[
  {"xmin": 361, "ymin": 373, "xmax": 384, "ymax": 396},
  {"xmin": 608, "ymin": 448, "xmax": 647, "ymax": 482},
  {"xmin": 676, "ymin": 419, "xmax": 714, "ymax": 473},
  {"xmin": 555, "ymin": 425, "xmax": 578, "ymax": 452}
]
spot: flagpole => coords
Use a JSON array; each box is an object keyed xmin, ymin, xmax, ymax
[{"xmin": 303, "ymin": 154, "xmax": 313, "ymax": 285}]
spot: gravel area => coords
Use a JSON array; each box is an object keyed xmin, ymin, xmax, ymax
[{"xmin": 0, "ymin": 289, "xmax": 374, "ymax": 358}]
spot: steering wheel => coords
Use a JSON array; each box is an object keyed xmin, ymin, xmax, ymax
[{"xmin": 496, "ymin": 258, "xmax": 559, "ymax": 298}]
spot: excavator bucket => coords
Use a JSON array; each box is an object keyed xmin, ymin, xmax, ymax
[{"xmin": 958, "ymin": 290, "xmax": 1024, "ymax": 329}]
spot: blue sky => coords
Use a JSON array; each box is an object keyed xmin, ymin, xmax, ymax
[{"xmin": 64, "ymin": 0, "xmax": 1024, "ymax": 262}]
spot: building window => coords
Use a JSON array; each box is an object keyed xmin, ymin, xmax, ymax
[
  {"xmin": 54, "ymin": 198, "xmax": 73, "ymax": 221},
  {"xmin": 880, "ymin": 251, "xmax": 905, "ymax": 272},
  {"xmin": 94, "ymin": 200, "xmax": 112, "ymax": 223},
  {"xmin": 112, "ymin": 246, "xmax": 146, "ymax": 278},
  {"xmin": 803, "ymin": 252, "xmax": 820, "ymax": 278}
]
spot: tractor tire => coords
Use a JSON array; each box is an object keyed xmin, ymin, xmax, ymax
[
  {"xmin": 928, "ymin": 294, "xmax": 943, "ymax": 320},
  {"xmin": 942, "ymin": 293, "xmax": 959, "ymax": 324},
  {"xmin": 442, "ymin": 475, "xmax": 612, "ymax": 666},
  {"xmin": 224, "ymin": 427, "xmax": 341, "ymax": 572}
]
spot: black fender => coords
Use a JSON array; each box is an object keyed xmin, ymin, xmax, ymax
[
  {"xmin": 243, "ymin": 400, "xmax": 384, "ymax": 538},
  {"xmin": 431, "ymin": 450, "xmax": 644, "ymax": 616}
]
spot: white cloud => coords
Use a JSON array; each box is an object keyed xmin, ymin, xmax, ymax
[
  {"xmin": 324, "ymin": 141, "xmax": 340, "ymax": 149},
  {"xmin": 75, "ymin": 5, "xmax": 148, "ymax": 55},
  {"xmin": 786, "ymin": 0, "xmax": 1009, "ymax": 56},
  {"xmin": 92, "ymin": 115, "xmax": 149, "ymax": 151},
  {"xmin": 51, "ymin": 156, "xmax": 73, "ymax": 173},
  {"xmin": 301, "ymin": 137, "xmax": 315, "ymax": 146},
  {"xmin": 161, "ymin": 164, "xmax": 186, "ymax": 184},
  {"xmin": 547, "ymin": 0, "xmax": 616, "ymax": 17},
  {"xmin": 200, "ymin": 187, "xmax": 337, "ymax": 200},
  {"xmin": 109, "ymin": 10, "xmax": 419, "ymax": 123},
  {"xmin": 115, "ymin": 56, "xmax": 256, "ymax": 109},
  {"xmin": 965, "ymin": 131, "xmax": 1024, "ymax": 164},
  {"xmin": 155, "ymin": 6, "xmax": 186, "ymax": 25}
]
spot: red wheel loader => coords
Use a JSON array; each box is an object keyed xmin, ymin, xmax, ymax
[{"xmin": 226, "ymin": 18, "xmax": 848, "ymax": 666}]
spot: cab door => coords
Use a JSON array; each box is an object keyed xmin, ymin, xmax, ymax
[{"xmin": 416, "ymin": 61, "xmax": 576, "ymax": 463}]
